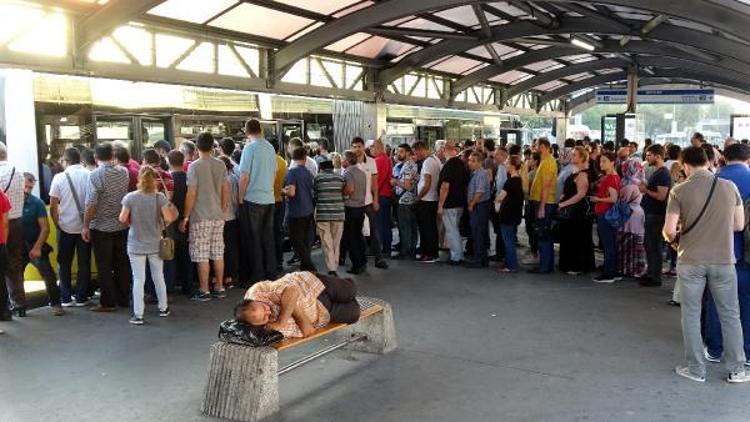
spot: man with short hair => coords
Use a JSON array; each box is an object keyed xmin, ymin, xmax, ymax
[
  {"xmin": 690, "ymin": 132, "xmax": 705, "ymax": 148},
  {"xmin": 238, "ymin": 119, "xmax": 278, "ymax": 282},
  {"xmin": 50, "ymin": 147, "xmax": 92, "ymax": 307},
  {"xmin": 639, "ymin": 144, "xmax": 671, "ymax": 287},
  {"xmin": 288, "ymin": 138, "xmax": 318, "ymax": 176},
  {"xmin": 528, "ymin": 138, "xmax": 558, "ymax": 274},
  {"xmin": 0, "ymin": 142, "xmax": 25, "ymax": 316},
  {"xmin": 414, "ymin": 141, "xmax": 440, "ymax": 263},
  {"xmin": 704, "ymin": 142, "xmax": 750, "ymax": 365},
  {"xmin": 342, "ymin": 150, "xmax": 368, "ymax": 274},
  {"xmin": 438, "ymin": 140, "xmax": 470, "ymax": 265},
  {"xmin": 113, "ymin": 143, "xmax": 139, "ymax": 192},
  {"xmin": 314, "ymin": 160, "xmax": 345, "ymax": 276},
  {"xmin": 492, "ymin": 147, "xmax": 509, "ymax": 259},
  {"xmin": 22, "ymin": 172, "xmax": 63, "ymax": 316},
  {"xmin": 284, "ymin": 147, "xmax": 316, "ymax": 272},
  {"xmin": 167, "ymin": 150, "xmax": 194, "ymax": 297},
  {"xmin": 393, "ymin": 144, "xmax": 419, "ymax": 260},
  {"xmin": 83, "ymin": 142, "xmax": 131, "ymax": 312},
  {"xmin": 180, "ymin": 133, "xmax": 229, "ymax": 301},
  {"xmin": 351, "ymin": 137, "xmax": 388, "ymax": 269},
  {"xmin": 466, "ymin": 153, "xmax": 491, "ymax": 268},
  {"xmin": 663, "ymin": 146, "xmax": 749, "ymax": 383}
]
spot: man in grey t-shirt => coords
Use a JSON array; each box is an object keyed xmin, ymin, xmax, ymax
[
  {"xmin": 179, "ymin": 133, "xmax": 229, "ymax": 301},
  {"xmin": 342, "ymin": 150, "xmax": 367, "ymax": 274},
  {"xmin": 663, "ymin": 146, "xmax": 749, "ymax": 383}
]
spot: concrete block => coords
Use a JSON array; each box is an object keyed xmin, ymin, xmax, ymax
[
  {"xmin": 202, "ymin": 342, "xmax": 279, "ymax": 422},
  {"xmin": 344, "ymin": 299, "xmax": 397, "ymax": 354}
]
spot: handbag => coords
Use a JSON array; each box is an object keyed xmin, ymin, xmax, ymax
[
  {"xmin": 156, "ymin": 195, "xmax": 175, "ymax": 261},
  {"xmin": 669, "ymin": 176, "xmax": 717, "ymax": 251},
  {"xmin": 218, "ymin": 319, "xmax": 283, "ymax": 347}
]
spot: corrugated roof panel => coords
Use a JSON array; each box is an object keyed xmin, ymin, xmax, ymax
[{"xmin": 208, "ymin": 3, "xmax": 314, "ymax": 40}]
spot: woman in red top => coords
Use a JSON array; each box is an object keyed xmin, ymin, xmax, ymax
[
  {"xmin": 590, "ymin": 151, "xmax": 620, "ymax": 283},
  {"xmin": 0, "ymin": 189, "xmax": 11, "ymax": 332}
]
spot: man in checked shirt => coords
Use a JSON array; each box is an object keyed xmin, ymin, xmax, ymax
[{"xmin": 235, "ymin": 271, "xmax": 360, "ymax": 338}]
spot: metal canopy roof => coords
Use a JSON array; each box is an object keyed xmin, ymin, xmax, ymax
[{"xmin": 65, "ymin": 0, "xmax": 750, "ymax": 108}]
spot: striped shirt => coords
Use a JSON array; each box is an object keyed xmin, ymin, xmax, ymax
[
  {"xmin": 86, "ymin": 163, "xmax": 129, "ymax": 232},
  {"xmin": 314, "ymin": 171, "xmax": 345, "ymax": 221}
]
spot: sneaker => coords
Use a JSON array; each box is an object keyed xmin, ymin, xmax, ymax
[
  {"xmin": 675, "ymin": 366, "xmax": 705, "ymax": 382},
  {"xmin": 129, "ymin": 316, "xmax": 144, "ymax": 325},
  {"xmin": 663, "ymin": 269, "xmax": 678, "ymax": 277},
  {"xmin": 190, "ymin": 291, "xmax": 211, "ymax": 302},
  {"xmin": 593, "ymin": 275, "xmax": 615, "ymax": 283},
  {"xmin": 703, "ymin": 347, "xmax": 721, "ymax": 363},
  {"xmin": 73, "ymin": 299, "xmax": 91, "ymax": 307},
  {"xmin": 745, "ymin": 361, "xmax": 750, "ymax": 367},
  {"xmin": 727, "ymin": 370, "xmax": 750, "ymax": 383},
  {"xmin": 61, "ymin": 301, "xmax": 75, "ymax": 308},
  {"xmin": 286, "ymin": 256, "xmax": 301, "ymax": 265},
  {"xmin": 374, "ymin": 260, "xmax": 389, "ymax": 269},
  {"xmin": 159, "ymin": 307, "xmax": 171, "ymax": 318},
  {"xmin": 52, "ymin": 306, "xmax": 65, "ymax": 317},
  {"xmin": 565, "ymin": 271, "xmax": 582, "ymax": 276},
  {"xmin": 327, "ymin": 271, "xmax": 339, "ymax": 278},
  {"xmin": 418, "ymin": 256, "xmax": 439, "ymax": 263},
  {"xmin": 614, "ymin": 273, "xmax": 624, "ymax": 281},
  {"xmin": 666, "ymin": 300, "xmax": 681, "ymax": 307},
  {"xmin": 211, "ymin": 289, "xmax": 227, "ymax": 299}
]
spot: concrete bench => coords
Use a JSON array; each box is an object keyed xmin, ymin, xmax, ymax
[{"xmin": 201, "ymin": 296, "xmax": 396, "ymax": 422}]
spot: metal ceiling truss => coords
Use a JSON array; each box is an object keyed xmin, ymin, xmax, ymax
[
  {"xmin": 274, "ymin": 0, "xmax": 750, "ymax": 79},
  {"xmin": 378, "ymin": 16, "xmax": 750, "ymax": 86},
  {"xmin": 75, "ymin": 0, "xmax": 167, "ymax": 51}
]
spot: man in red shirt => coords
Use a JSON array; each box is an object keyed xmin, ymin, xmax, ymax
[
  {"xmin": 114, "ymin": 142, "xmax": 140, "ymax": 192},
  {"xmin": 372, "ymin": 139, "xmax": 394, "ymax": 256},
  {"xmin": 0, "ymin": 189, "xmax": 12, "ymax": 331}
]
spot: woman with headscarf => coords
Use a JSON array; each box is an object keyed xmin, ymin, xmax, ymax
[{"xmin": 618, "ymin": 159, "xmax": 646, "ymax": 278}]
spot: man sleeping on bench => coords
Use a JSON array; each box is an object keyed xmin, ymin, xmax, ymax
[{"xmin": 235, "ymin": 271, "xmax": 361, "ymax": 338}]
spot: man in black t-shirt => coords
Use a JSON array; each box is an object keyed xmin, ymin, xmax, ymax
[
  {"xmin": 639, "ymin": 144, "xmax": 672, "ymax": 286},
  {"xmin": 168, "ymin": 150, "xmax": 194, "ymax": 296},
  {"xmin": 438, "ymin": 140, "xmax": 470, "ymax": 264}
]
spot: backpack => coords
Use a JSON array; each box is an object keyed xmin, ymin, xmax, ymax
[{"xmin": 604, "ymin": 200, "xmax": 632, "ymax": 229}]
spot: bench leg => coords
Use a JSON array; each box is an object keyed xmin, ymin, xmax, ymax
[
  {"xmin": 202, "ymin": 342, "xmax": 279, "ymax": 422},
  {"xmin": 344, "ymin": 301, "xmax": 397, "ymax": 354}
]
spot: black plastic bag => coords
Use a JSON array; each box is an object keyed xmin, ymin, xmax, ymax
[{"xmin": 218, "ymin": 319, "xmax": 284, "ymax": 347}]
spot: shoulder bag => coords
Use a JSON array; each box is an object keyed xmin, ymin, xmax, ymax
[
  {"xmin": 65, "ymin": 172, "xmax": 85, "ymax": 223},
  {"xmin": 156, "ymin": 194, "xmax": 175, "ymax": 260},
  {"xmin": 668, "ymin": 176, "xmax": 717, "ymax": 251}
]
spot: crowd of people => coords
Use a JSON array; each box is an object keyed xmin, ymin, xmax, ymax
[{"xmin": 0, "ymin": 121, "xmax": 749, "ymax": 382}]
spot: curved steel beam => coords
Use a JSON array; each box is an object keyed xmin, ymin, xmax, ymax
[
  {"xmin": 538, "ymin": 69, "xmax": 750, "ymax": 108},
  {"xmin": 506, "ymin": 55, "xmax": 750, "ymax": 101},
  {"xmin": 272, "ymin": 0, "xmax": 478, "ymax": 76},
  {"xmin": 452, "ymin": 39, "xmax": 749, "ymax": 95},
  {"xmin": 504, "ymin": 58, "xmax": 628, "ymax": 100},
  {"xmin": 274, "ymin": 0, "xmax": 750, "ymax": 78},
  {"xmin": 379, "ymin": 17, "xmax": 750, "ymax": 86}
]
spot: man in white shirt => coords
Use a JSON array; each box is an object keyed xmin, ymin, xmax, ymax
[
  {"xmin": 352, "ymin": 137, "xmax": 388, "ymax": 269},
  {"xmin": 288, "ymin": 138, "xmax": 318, "ymax": 177},
  {"xmin": 49, "ymin": 147, "xmax": 92, "ymax": 307},
  {"xmin": 0, "ymin": 143, "xmax": 26, "ymax": 316},
  {"xmin": 414, "ymin": 141, "xmax": 441, "ymax": 263}
]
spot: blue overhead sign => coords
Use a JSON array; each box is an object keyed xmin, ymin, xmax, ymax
[{"xmin": 596, "ymin": 89, "xmax": 714, "ymax": 104}]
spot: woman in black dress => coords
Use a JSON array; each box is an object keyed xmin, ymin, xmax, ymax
[{"xmin": 557, "ymin": 146, "xmax": 595, "ymax": 275}]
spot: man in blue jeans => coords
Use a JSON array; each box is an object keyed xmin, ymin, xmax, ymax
[
  {"xmin": 239, "ymin": 119, "xmax": 278, "ymax": 283},
  {"xmin": 528, "ymin": 138, "xmax": 558, "ymax": 274},
  {"xmin": 704, "ymin": 143, "xmax": 750, "ymax": 365},
  {"xmin": 49, "ymin": 147, "xmax": 91, "ymax": 307},
  {"xmin": 664, "ymin": 146, "xmax": 749, "ymax": 383}
]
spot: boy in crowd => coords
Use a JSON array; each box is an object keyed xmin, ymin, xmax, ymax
[
  {"xmin": 284, "ymin": 147, "xmax": 317, "ymax": 272},
  {"xmin": 168, "ymin": 150, "xmax": 193, "ymax": 297}
]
